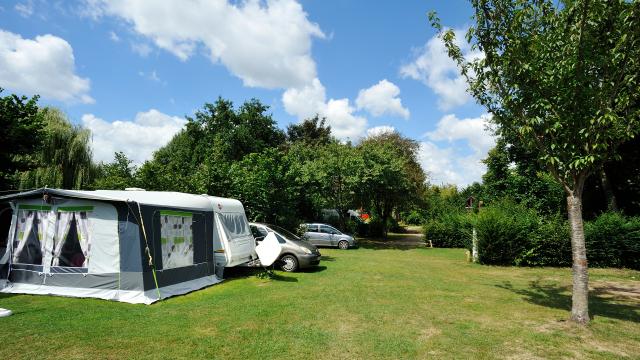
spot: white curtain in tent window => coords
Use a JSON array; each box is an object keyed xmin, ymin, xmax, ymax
[
  {"xmin": 51, "ymin": 212, "xmax": 74, "ymax": 267},
  {"xmin": 35, "ymin": 210, "xmax": 53, "ymax": 259},
  {"xmin": 219, "ymin": 212, "xmax": 250, "ymax": 239},
  {"xmin": 74, "ymin": 212, "xmax": 91, "ymax": 268},
  {"xmin": 12, "ymin": 210, "xmax": 36, "ymax": 263}
]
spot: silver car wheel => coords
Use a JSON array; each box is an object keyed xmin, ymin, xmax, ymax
[
  {"xmin": 280, "ymin": 255, "xmax": 298, "ymax": 272},
  {"xmin": 338, "ymin": 240, "xmax": 349, "ymax": 250}
]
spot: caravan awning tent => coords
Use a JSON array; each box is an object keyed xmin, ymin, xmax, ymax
[{"xmin": 0, "ymin": 188, "xmax": 254, "ymax": 304}]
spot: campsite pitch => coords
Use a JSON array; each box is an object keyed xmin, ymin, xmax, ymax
[{"xmin": 1, "ymin": 246, "xmax": 639, "ymax": 359}]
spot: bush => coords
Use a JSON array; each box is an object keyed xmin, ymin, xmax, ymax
[
  {"xmin": 516, "ymin": 215, "xmax": 572, "ymax": 267},
  {"xmin": 475, "ymin": 201, "xmax": 540, "ymax": 265},
  {"xmin": 585, "ymin": 212, "xmax": 640, "ymax": 269},
  {"xmin": 403, "ymin": 210, "xmax": 425, "ymax": 225},
  {"xmin": 424, "ymin": 211, "xmax": 474, "ymax": 248}
]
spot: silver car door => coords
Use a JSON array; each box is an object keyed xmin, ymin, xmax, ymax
[
  {"xmin": 319, "ymin": 225, "xmax": 334, "ymax": 246},
  {"xmin": 305, "ymin": 224, "xmax": 322, "ymax": 246}
]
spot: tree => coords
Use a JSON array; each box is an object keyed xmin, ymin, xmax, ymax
[
  {"xmin": 357, "ymin": 132, "xmax": 425, "ymax": 237},
  {"xmin": 138, "ymin": 98, "xmax": 285, "ymax": 195},
  {"xmin": 228, "ymin": 148, "xmax": 301, "ymax": 228},
  {"xmin": 93, "ymin": 152, "xmax": 138, "ymax": 190},
  {"xmin": 430, "ymin": 0, "xmax": 640, "ymax": 324},
  {"xmin": 0, "ymin": 89, "xmax": 44, "ymax": 190},
  {"xmin": 301, "ymin": 142, "xmax": 363, "ymax": 229},
  {"xmin": 19, "ymin": 107, "xmax": 96, "ymax": 190},
  {"xmin": 286, "ymin": 115, "xmax": 333, "ymax": 146}
]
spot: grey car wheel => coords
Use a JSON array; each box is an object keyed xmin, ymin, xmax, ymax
[
  {"xmin": 280, "ymin": 254, "xmax": 298, "ymax": 272},
  {"xmin": 338, "ymin": 240, "xmax": 349, "ymax": 250}
]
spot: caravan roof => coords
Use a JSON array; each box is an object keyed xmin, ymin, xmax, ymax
[{"xmin": 0, "ymin": 189, "xmax": 245, "ymax": 213}]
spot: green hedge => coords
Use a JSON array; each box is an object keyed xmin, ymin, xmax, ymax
[
  {"xmin": 475, "ymin": 201, "xmax": 539, "ymax": 265},
  {"xmin": 423, "ymin": 212, "xmax": 474, "ymax": 248},
  {"xmin": 423, "ymin": 201, "xmax": 640, "ymax": 270}
]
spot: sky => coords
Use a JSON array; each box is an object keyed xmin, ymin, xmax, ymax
[{"xmin": 0, "ymin": 0, "xmax": 495, "ymax": 187}]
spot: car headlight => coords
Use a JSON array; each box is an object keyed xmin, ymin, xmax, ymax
[{"xmin": 302, "ymin": 247, "xmax": 312, "ymax": 255}]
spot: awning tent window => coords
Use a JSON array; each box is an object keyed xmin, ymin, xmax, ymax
[
  {"xmin": 160, "ymin": 210, "xmax": 194, "ymax": 269},
  {"xmin": 12, "ymin": 205, "xmax": 53, "ymax": 265},
  {"xmin": 51, "ymin": 207, "xmax": 93, "ymax": 268}
]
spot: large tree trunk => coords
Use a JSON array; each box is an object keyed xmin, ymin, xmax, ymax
[{"xmin": 567, "ymin": 190, "xmax": 590, "ymax": 324}]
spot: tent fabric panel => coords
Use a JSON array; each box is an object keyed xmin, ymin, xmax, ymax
[
  {"xmin": 143, "ymin": 262, "xmax": 212, "ymax": 291},
  {"xmin": 116, "ymin": 202, "xmax": 144, "ymax": 272},
  {"xmin": 6, "ymin": 268, "xmax": 144, "ymax": 291},
  {"xmin": 87, "ymin": 202, "xmax": 120, "ymax": 274},
  {"xmin": 0, "ymin": 274, "xmax": 221, "ymax": 304},
  {"xmin": 0, "ymin": 211, "xmax": 17, "ymax": 281},
  {"xmin": 44, "ymin": 272, "xmax": 119, "ymax": 289}
]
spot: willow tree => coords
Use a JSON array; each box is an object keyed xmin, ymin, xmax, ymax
[
  {"xmin": 20, "ymin": 107, "xmax": 96, "ymax": 189},
  {"xmin": 430, "ymin": 0, "xmax": 640, "ymax": 324}
]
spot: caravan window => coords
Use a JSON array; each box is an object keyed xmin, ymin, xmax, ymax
[
  {"xmin": 12, "ymin": 205, "xmax": 52, "ymax": 265},
  {"xmin": 219, "ymin": 212, "xmax": 250, "ymax": 239},
  {"xmin": 52, "ymin": 207, "xmax": 93, "ymax": 268},
  {"xmin": 160, "ymin": 211, "xmax": 194, "ymax": 269}
]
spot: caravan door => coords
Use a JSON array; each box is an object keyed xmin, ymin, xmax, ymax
[{"xmin": 215, "ymin": 212, "xmax": 254, "ymax": 267}]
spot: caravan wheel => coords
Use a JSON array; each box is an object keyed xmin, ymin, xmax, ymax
[{"xmin": 280, "ymin": 255, "xmax": 298, "ymax": 272}]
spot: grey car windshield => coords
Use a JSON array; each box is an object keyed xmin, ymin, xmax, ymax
[{"xmin": 268, "ymin": 225, "xmax": 301, "ymax": 241}]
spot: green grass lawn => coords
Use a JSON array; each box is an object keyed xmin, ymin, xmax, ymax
[{"xmin": 1, "ymin": 246, "xmax": 639, "ymax": 359}]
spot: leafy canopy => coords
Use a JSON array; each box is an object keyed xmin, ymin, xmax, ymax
[{"xmin": 431, "ymin": 0, "xmax": 640, "ymax": 193}]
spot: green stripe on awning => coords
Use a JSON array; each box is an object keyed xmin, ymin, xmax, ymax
[
  {"xmin": 18, "ymin": 204, "xmax": 52, "ymax": 211},
  {"xmin": 160, "ymin": 210, "xmax": 192, "ymax": 217},
  {"xmin": 57, "ymin": 206, "xmax": 94, "ymax": 212}
]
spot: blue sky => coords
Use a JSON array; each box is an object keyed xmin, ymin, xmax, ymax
[{"xmin": 0, "ymin": 0, "xmax": 495, "ymax": 186}]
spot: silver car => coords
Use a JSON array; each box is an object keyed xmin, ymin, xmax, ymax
[
  {"xmin": 302, "ymin": 223, "xmax": 357, "ymax": 250},
  {"xmin": 250, "ymin": 222, "xmax": 321, "ymax": 272}
]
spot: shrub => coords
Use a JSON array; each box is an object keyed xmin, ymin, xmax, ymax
[
  {"xmin": 584, "ymin": 212, "xmax": 640, "ymax": 269},
  {"xmin": 424, "ymin": 211, "xmax": 474, "ymax": 248},
  {"xmin": 516, "ymin": 215, "xmax": 572, "ymax": 267},
  {"xmin": 403, "ymin": 210, "xmax": 425, "ymax": 225},
  {"xmin": 475, "ymin": 201, "xmax": 540, "ymax": 265}
]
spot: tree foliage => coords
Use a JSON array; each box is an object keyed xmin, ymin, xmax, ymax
[
  {"xmin": 0, "ymin": 89, "xmax": 44, "ymax": 190},
  {"xmin": 93, "ymin": 152, "xmax": 138, "ymax": 190},
  {"xmin": 430, "ymin": 0, "xmax": 640, "ymax": 324},
  {"xmin": 286, "ymin": 115, "xmax": 333, "ymax": 146},
  {"xmin": 19, "ymin": 107, "xmax": 95, "ymax": 190}
]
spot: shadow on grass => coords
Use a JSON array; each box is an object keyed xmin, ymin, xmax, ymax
[
  {"xmin": 497, "ymin": 280, "xmax": 640, "ymax": 323},
  {"xmin": 358, "ymin": 240, "xmax": 426, "ymax": 251},
  {"xmin": 0, "ymin": 293, "xmax": 19, "ymax": 299},
  {"xmin": 320, "ymin": 255, "xmax": 336, "ymax": 262},
  {"xmin": 298, "ymin": 265, "xmax": 327, "ymax": 273}
]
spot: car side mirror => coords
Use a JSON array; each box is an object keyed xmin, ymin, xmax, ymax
[{"xmin": 330, "ymin": 231, "xmax": 337, "ymax": 235}]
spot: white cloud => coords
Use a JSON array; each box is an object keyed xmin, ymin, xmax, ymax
[
  {"xmin": 400, "ymin": 28, "xmax": 483, "ymax": 110},
  {"xmin": 0, "ymin": 29, "xmax": 93, "ymax": 103},
  {"xmin": 109, "ymin": 31, "xmax": 120, "ymax": 42},
  {"xmin": 419, "ymin": 113, "xmax": 495, "ymax": 187},
  {"xmin": 15, "ymin": 1, "xmax": 34, "ymax": 17},
  {"xmin": 282, "ymin": 78, "xmax": 367, "ymax": 140},
  {"xmin": 426, "ymin": 113, "xmax": 495, "ymax": 154},
  {"xmin": 82, "ymin": 109, "xmax": 186, "ymax": 164},
  {"xmin": 85, "ymin": 0, "xmax": 325, "ymax": 89},
  {"xmin": 366, "ymin": 125, "xmax": 395, "ymax": 138},
  {"xmin": 356, "ymin": 79, "xmax": 409, "ymax": 119}
]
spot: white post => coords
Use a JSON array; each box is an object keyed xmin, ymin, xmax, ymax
[{"xmin": 472, "ymin": 228, "xmax": 478, "ymax": 263}]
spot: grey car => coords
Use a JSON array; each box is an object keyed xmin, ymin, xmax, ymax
[
  {"xmin": 250, "ymin": 222, "xmax": 321, "ymax": 272},
  {"xmin": 302, "ymin": 223, "xmax": 357, "ymax": 250}
]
